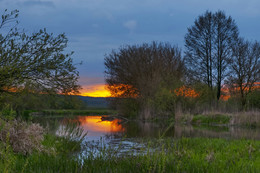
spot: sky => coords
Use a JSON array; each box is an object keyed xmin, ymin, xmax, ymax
[{"xmin": 1, "ymin": 0, "xmax": 260, "ymax": 96}]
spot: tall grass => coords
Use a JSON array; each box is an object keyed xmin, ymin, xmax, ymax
[
  {"xmin": 1, "ymin": 136, "xmax": 260, "ymax": 172},
  {"xmin": 230, "ymin": 111, "xmax": 260, "ymax": 127},
  {"xmin": 81, "ymin": 138, "xmax": 260, "ymax": 172}
]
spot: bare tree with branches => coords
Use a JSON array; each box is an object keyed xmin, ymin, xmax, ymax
[
  {"xmin": 227, "ymin": 38, "xmax": 260, "ymax": 108},
  {"xmin": 185, "ymin": 10, "xmax": 239, "ymax": 100}
]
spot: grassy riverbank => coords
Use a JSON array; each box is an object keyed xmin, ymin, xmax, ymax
[
  {"xmin": 178, "ymin": 111, "xmax": 260, "ymax": 128},
  {"xmin": 1, "ymin": 135, "xmax": 260, "ymax": 172},
  {"xmin": 1, "ymin": 108, "xmax": 260, "ymax": 172}
]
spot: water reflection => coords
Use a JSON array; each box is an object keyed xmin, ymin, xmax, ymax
[
  {"xmin": 174, "ymin": 124, "xmax": 260, "ymax": 140},
  {"xmin": 76, "ymin": 116, "xmax": 124, "ymax": 137},
  {"xmin": 34, "ymin": 115, "xmax": 260, "ymax": 140},
  {"xmin": 33, "ymin": 115, "xmax": 260, "ymax": 157}
]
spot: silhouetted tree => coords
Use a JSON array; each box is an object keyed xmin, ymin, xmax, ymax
[
  {"xmin": 185, "ymin": 10, "xmax": 239, "ymax": 100},
  {"xmin": 185, "ymin": 11, "xmax": 214, "ymax": 89},
  {"xmin": 227, "ymin": 38, "xmax": 260, "ymax": 108},
  {"xmin": 214, "ymin": 11, "xmax": 239, "ymax": 100}
]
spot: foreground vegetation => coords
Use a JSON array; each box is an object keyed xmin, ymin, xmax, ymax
[
  {"xmin": 1, "ymin": 108, "xmax": 260, "ymax": 172},
  {"xmin": 1, "ymin": 132, "xmax": 260, "ymax": 172}
]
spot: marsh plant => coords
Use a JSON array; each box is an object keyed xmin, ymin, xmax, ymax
[{"xmin": 56, "ymin": 120, "xmax": 87, "ymax": 142}]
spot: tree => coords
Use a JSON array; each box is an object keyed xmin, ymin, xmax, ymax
[
  {"xmin": 104, "ymin": 42, "xmax": 185, "ymax": 119},
  {"xmin": 0, "ymin": 9, "xmax": 80, "ymax": 96},
  {"xmin": 227, "ymin": 38, "xmax": 260, "ymax": 108},
  {"xmin": 185, "ymin": 10, "xmax": 239, "ymax": 101},
  {"xmin": 214, "ymin": 11, "xmax": 239, "ymax": 100},
  {"xmin": 185, "ymin": 11, "xmax": 214, "ymax": 89}
]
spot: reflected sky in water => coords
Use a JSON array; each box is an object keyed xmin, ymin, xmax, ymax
[
  {"xmin": 34, "ymin": 115, "xmax": 260, "ymax": 141},
  {"xmin": 34, "ymin": 115, "xmax": 260, "ymax": 157},
  {"xmin": 76, "ymin": 116, "xmax": 124, "ymax": 137}
]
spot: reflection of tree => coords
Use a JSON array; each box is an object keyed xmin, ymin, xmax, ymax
[
  {"xmin": 33, "ymin": 117, "xmax": 62, "ymax": 134},
  {"xmin": 122, "ymin": 121, "xmax": 175, "ymax": 138},
  {"xmin": 104, "ymin": 132, "xmax": 124, "ymax": 140}
]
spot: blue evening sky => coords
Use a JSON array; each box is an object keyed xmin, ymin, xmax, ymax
[{"xmin": 1, "ymin": 0, "xmax": 260, "ymax": 89}]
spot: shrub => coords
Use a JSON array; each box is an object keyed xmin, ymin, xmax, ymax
[{"xmin": 0, "ymin": 118, "xmax": 44, "ymax": 155}]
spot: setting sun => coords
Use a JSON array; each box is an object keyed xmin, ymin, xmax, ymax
[{"xmin": 80, "ymin": 84, "xmax": 111, "ymax": 97}]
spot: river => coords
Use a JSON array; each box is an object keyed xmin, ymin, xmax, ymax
[{"xmin": 34, "ymin": 115, "xmax": 260, "ymax": 157}]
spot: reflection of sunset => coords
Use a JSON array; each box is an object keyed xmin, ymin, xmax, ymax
[
  {"xmin": 80, "ymin": 84, "xmax": 111, "ymax": 97},
  {"xmin": 77, "ymin": 116, "xmax": 124, "ymax": 135}
]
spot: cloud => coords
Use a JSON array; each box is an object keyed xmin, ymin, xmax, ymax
[
  {"xmin": 78, "ymin": 76, "xmax": 105, "ymax": 86},
  {"xmin": 23, "ymin": 0, "xmax": 55, "ymax": 7},
  {"xmin": 123, "ymin": 20, "xmax": 137, "ymax": 31}
]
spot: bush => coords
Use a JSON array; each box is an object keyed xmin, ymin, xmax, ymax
[
  {"xmin": 0, "ymin": 118, "xmax": 44, "ymax": 155},
  {"xmin": 153, "ymin": 87, "xmax": 176, "ymax": 115}
]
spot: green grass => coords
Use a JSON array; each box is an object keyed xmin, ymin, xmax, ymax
[
  {"xmin": 192, "ymin": 114, "xmax": 231, "ymax": 125},
  {"xmin": 82, "ymin": 138, "xmax": 260, "ymax": 173},
  {"xmin": 1, "ymin": 136, "xmax": 260, "ymax": 172}
]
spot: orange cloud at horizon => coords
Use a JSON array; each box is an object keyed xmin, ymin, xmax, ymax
[{"xmin": 80, "ymin": 84, "xmax": 111, "ymax": 97}]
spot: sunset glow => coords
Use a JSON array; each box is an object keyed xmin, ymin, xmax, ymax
[
  {"xmin": 220, "ymin": 82, "xmax": 260, "ymax": 101},
  {"xmin": 80, "ymin": 84, "xmax": 111, "ymax": 97},
  {"xmin": 77, "ymin": 116, "xmax": 124, "ymax": 135},
  {"xmin": 174, "ymin": 86, "xmax": 200, "ymax": 98},
  {"xmin": 220, "ymin": 86, "xmax": 231, "ymax": 101},
  {"xmin": 107, "ymin": 84, "xmax": 138, "ymax": 98}
]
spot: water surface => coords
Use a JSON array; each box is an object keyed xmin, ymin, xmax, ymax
[{"xmin": 35, "ymin": 115, "xmax": 260, "ymax": 156}]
